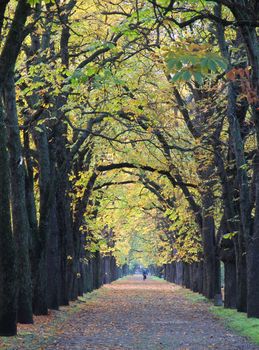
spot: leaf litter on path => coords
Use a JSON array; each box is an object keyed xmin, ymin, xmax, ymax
[{"xmin": 1, "ymin": 276, "xmax": 259, "ymax": 350}]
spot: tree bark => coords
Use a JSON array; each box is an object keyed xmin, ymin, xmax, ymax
[
  {"xmin": 47, "ymin": 197, "xmax": 60, "ymax": 310},
  {"xmin": 4, "ymin": 75, "xmax": 33, "ymax": 324},
  {"xmin": 0, "ymin": 85, "xmax": 17, "ymax": 336},
  {"xmin": 247, "ymin": 152, "xmax": 259, "ymax": 317}
]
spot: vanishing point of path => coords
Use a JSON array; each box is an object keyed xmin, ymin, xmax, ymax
[{"xmin": 46, "ymin": 276, "xmax": 259, "ymax": 350}]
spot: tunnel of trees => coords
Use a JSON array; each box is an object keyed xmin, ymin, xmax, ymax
[{"xmin": 0, "ymin": 0, "xmax": 259, "ymax": 336}]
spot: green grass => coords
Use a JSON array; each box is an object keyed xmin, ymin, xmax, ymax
[
  {"xmin": 154, "ymin": 281, "xmax": 259, "ymax": 345},
  {"xmin": 115, "ymin": 275, "xmax": 132, "ymax": 281},
  {"xmin": 150, "ymin": 276, "xmax": 167, "ymax": 282},
  {"xmin": 210, "ymin": 306, "xmax": 259, "ymax": 344},
  {"xmin": 181, "ymin": 288, "xmax": 259, "ymax": 345},
  {"xmin": 182, "ymin": 289, "xmax": 209, "ymax": 303}
]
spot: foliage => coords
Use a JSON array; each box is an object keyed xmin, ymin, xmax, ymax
[
  {"xmin": 162, "ymin": 41, "xmax": 227, "ymax": 84},
  {"xmin": 2, "ymin": 0, "xmax": 259, "ymax": 331}
]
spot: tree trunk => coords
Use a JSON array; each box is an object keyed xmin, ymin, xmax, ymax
[
  {"xmin": 176, "ymin": 262, "xmax": 183, "ymax": 285},
  {"xmin": 24, "ymin": 131, "xmax": 41, "ymax": 312},
  {"xmin": 92, "ymin": 251, "xmax": 102, "ymax": 289},
  {"xmin": 86, "ymin": 257, "xmax": 94, "ymax": 292},
  {"xmin": 183, "ymin": 263, "xmax": 190, "ymax": 289},
  {"xmin": 234, "ymin": 235, "xmax": 247, "ymax": 312},
  {"xmin": 191, "ymin": 263, "xmax": 199, "ymax": 293},
  {"xmin": 4, "ymin": 75, "xmax": 33, "ymax": 324},
  {"xmin": 55, "ymin": 121, "xmax": 75, "ymax": 303},
  {"xmin": 201, "ymin": 192, "xmax": 216, "ymax": 299},
  {"xmin": 0, "ymin": 86, "xmax": 17, "ymax": 336},
  {"xmin": 220, "ymin": 228, "xmax": 237, "ymax": 309},
  {"xmin": 197, "ymin": 261, "xmax": 203, "ymax": 294},
  {"xmin": 224, "ymin": 261, "xmax": 236, "ymax": 309},
  {"xmin": 47, "ymin": 197, "xmax": 60, "ymax": 310},
  {"xmin": 32, "ymin": 126, "xmax": 53, "ymax": 315},
  {"xmin": 247, "ymin": 152, "xmax": 259, "ymax": 317}
]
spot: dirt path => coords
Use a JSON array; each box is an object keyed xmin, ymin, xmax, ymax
[{"xmin": 45, "ymin": 276, "xmax": 259, "ymax": 350}]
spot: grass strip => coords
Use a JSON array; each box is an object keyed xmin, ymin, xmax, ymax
[
  {"xmin": 183, "ymin": 288, "xmax": 259, "ymax": 345},
  {"xmin": 210, "ymin": 306, "xmax": 259, "ymax": 345}
]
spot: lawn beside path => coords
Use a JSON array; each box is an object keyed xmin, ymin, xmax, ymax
[{"xmin": 1, "ymin": 275, "xmax": 259, "ymax": 350}]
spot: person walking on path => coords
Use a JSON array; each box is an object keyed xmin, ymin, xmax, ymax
[{"xmin": 142, "ymin": 268, "xmax": 148, "ymax": 280}]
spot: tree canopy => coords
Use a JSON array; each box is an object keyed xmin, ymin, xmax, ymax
[{"xmin": 0, "ymin": 0, "xmax": 259, "ymax": 336}]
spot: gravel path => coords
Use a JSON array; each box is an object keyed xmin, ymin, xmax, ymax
[{"xmin": 45, "ymin": 276, "xmax": 259, "ymax": 350}]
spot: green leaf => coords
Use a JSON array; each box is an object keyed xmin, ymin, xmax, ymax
[
  {"xmin": 27, "ymin": 0, "xmax": 53, "ymax": 6},
  {"xmin": 193, "ymin": 71, "xmax": 203, "ymax": 85},
  {"xmin": 207, "ymin": 59, "xmax": 217, "ymax": 71},
  {"xmin": 167, "ymin": 58, "xmax": 177, "ymax": 70},
  {"xmin": 200, "ymin": 57, "xmax": 209, "ymax": 68},
  {"xmin": 105, "ymin": 42, "xmax": 116, "ymax": 49},
  {"xmin": 157, "ymin": 0, "xmax": 171, "ymax": 6},
  {"xmin": 223, "ymin": 232, "xmax": 238, "ymax": 240},
  {"xmin": 171, "ymin": 71, "xmax": 182, "ymax": 82},
  {"xmin": 176, "ymin": 61, "xmax": 183, "ymax": 70},
  {"xmin": 214, "ymin": 57, "xmax": 228, "ymax": 70},
  {"xmin": 182, "ymin": 70, "xmax": 192, "ymax": 81}
]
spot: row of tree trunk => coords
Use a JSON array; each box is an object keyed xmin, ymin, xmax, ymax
[
  {"xmin": 161, "ymin": 257, "xmax": 239, "ymax": 310},
  {"xmin": 0, "ymin": 0, "xmax": 129, "ymax": 337},
  {"xmin": 154, "ymin": 3, "xmax": 259, "ymax": 319}
]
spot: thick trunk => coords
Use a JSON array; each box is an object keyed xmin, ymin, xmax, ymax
[
  {"xmin": 247, "ymin": 239, "xmax": 259, "ymax": 317},
  {"xmin": 214, "ymin": 255, "xmax": 223, "ymax": 306},
  {"xmin": 0, "ymin": 87, "xmax": 17, "ymax": 336},
  {"xmin": 78, "ymin": 260, "xmax": 84, "ymax": 297},
  {"xmin": 109, "ymin": 256, "xmax": 115, "ymax": 282},
  {"xmin": 234, "ymin": 235, "xmax": 247, "ymax": 312},
  {"xmin": 0, "ymin": 0, "xmax": 31, "ymax": 330},
  {"xmin": 55, "ymin": 121, "xmax": 75, "ymax": 303},
  {"xmin": 168, "ymin": 263, "xmax": 172, "ymax": 282},
  {"xmin": 58, "ymin": 225, "xmax": 71, "ymax": 305},
  {"xmin": 33, "ymin": 126, "xmax": 53, "ymax": 315},
  {"xmin": 201, "ymin": 192, "xmax": 216, "ymax": 299},
  {"xmin": 189, "ymin": 264, "xmax": 195, "ymax": 291},
  {"xmin": 78, "ymin": 233, "xmax": 87, "ymax": 296},
  {"xmin": 172, "ymin": 263, "xmax": 177, "ymax": 283},
  {"xmin": 224, "ymin": 261, "xmax": 236, "ymax": 309},
  {"xmin": 220, "ymin": 231, "xmax": 237, "ymax": 309},
  {"xmin": 4, "ymin": 75, "xmax": 33, "ymax": 324},
  {"xmin": 56, "ymin": 178, "xmax": 74, "ymax": 304},
  {"xmin": 191, "ymin": 263, "xmax": 199, "ymax": 293},
  {"xmin": 71, "ymin": 257, "xmax": 79, "ymax": 301},
  {"xmin": 24, "ymin": 131, "xmax": 40, "ymax": 309},
  {"xmin": 86, "ymin": 257, "xmax": 94, "ymax": 292},
  {"xmin": 47, "ymin": 197, "xmax": 60, "ymax": 310},
  {"xmin": 197, "ymin": 261, "xmax": 203, "ymax": 294},
  {"xmin": 240, "ymin": 25, "xmax": 259, "ymax": 317},
  {"xmin": 122, "ymin": 264, "xmax": 129, "ymax": 276},
  {"xmin": 71, "ymin": 171, "xmax": 98, "ymax": 299},
  {"xmin": 111, "ymin": 256, "xmax": 118, "ymax": 281},
  {"xmin": 71, "ymin": 225, "xmax": 81, "ymax": 300},
  {"xmin": 247, "ymin": 152, "xmax": 259, "ymax": 317},
  {"xmin": 92, "ymin": 251, "xmax": 102, "ymax": 289},
  {"xmin": 165, "ymin": 263, "xmax": 169, "ymax": 282},
  {"xmin": 183, "ymin": 263, "xmax": 190, "ymax": 289},
  {"xmin": 175, "ymin": 261, "xmax": 183, "ymax": 285},
  {"xmin": 103, "ymin": 256, "xmax": 111, "ymax": 284},
  {"xmin": 226, "ymin": 83, "xmax": 250, "ymax": 312},
  {"xmin": 216, "ymin": 6, "xmax": 252, "ymax": 315}
]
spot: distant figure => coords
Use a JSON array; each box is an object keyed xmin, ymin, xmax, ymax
[{"xmin": 142, "ymin": 268, "xmax": 148, "ymax": 281}]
